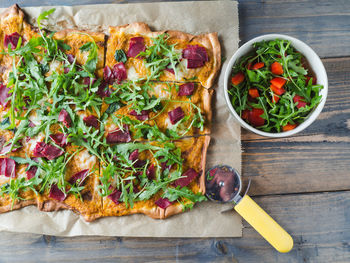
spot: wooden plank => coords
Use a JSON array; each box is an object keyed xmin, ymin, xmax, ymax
[
  {"xmin": 241, "ymin": 57, "xmax": 350, "ymax": 196},
  {"xmin": 0, "ymin": 191, "xmax": 349, "ymax": 262}
]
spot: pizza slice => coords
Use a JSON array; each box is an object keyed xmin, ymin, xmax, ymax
[
  {"xmin": 105, "ymin": 22, "xmax": 221, "ymax": 88},
  {"xmin": 99, "ymin": 135, "xmax": 210, "ymax": 219},
  {"xmin": 102, "ymin": 81, "xmax": 213, "ymax": 142}
]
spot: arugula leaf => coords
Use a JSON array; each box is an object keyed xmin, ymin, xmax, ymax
[
  {"xmin": 114, "ymin": 49, "xmax": 127, "ymax": 63},
  {"xmin": 37, "ymin": 8, "xmax": 56, "ymax": 29}
]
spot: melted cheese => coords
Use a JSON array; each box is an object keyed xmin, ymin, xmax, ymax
[
  {"xmin": 29, "ymin": 111, "xmax": 41, "ymax": 126},
  {"xmin": 46, "ymin": 60, "xmax": 62, "ymax": 76},
  {"xmin": 75, "ymin": 149, "xmax": 97, "ymax": 170},
  {"xmin": 152, "ymin": 84, "xmax": 170, "ymax": 99},
  {"xmin": 127, "ymin": 66, "xmax": 140, "ymax": 80},
  {"xmin": 23, "ymin": 132, "xmax": 45, "ymax": 154}
]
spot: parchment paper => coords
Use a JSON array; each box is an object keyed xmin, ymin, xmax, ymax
[{"xmin": 0, "ymin": 1, "xmax": 242, "ymax": 237}]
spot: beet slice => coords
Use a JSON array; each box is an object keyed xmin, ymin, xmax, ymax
[
  {"xmin": 127, "ymin": 37, "xmax": 146, "ymax": 58},
  {"xmin": 41, "ymin": 144, "xmax": 64, "ymax": 160},
  {"xmin": 112, "ymin": 62, "xmax": 127, "ymax": 83},
  {"xmin": 4, "ymin": 32, "xmax": 21, "ymax": 49},
  {"xmin": 129, "ymin": 149, "xmax": 139, "ymax": 162},
  {"xmin": 69, "ymin": 169, "xmax": 89, "ymax": 186},
  {"xmin": 106, "ymin": 125, "xmax": 132, "ymax": 144},
  {"xmin": 108, "ymin": 189, "xmax": 122, "ymax": 205},
  {"xmin": 146, "ymin": 163, "xmax": 155, "ymax": 180},
  {"xmin": 168, "ymin": 107, "xmax": 185, "ymax": 124},
  {"xmin": 178, "ymin": 83, "xmax": 195, "ymax": 96},
  {"xmin": 49, "ymin": 184, "xmax": 66, "ymax": 201},
  {"xmin": 83, "ymin": 115, "xmax": 99, "ymax": 129},
  {"xmin": 155, "ymin": 197, "xmax": 172, "ymax": 209},
  {"xmin": 58, "ymin": 109, "xmax": 72, "ymax": 128},
  {"xmin": 103, "ymin": 66, "xmax": 114, "ymax": 84},
  {"xmin": 67, "ymin": 54, "xmax": 75, "ymax": 64},
  {"xmin": 0, "ymin": 158, "xmax": 16, "ymax": 178},
  {"xmin": 26, "ymin": 166, "xmax": 38, "ymax": 180},
  {"xmin": 0, "ymin": 84, "xmax": 10, "ymax": 107},
  {"xmin": 33, "ymin": 142, "xmax": 46, "ymax": 157},
  {"xmin": 96, "ymin": 81, "xmax": 111, "ymax": 97},
  {"xmin": 129, "ymin": 110, "xmax": 149, "ymax": 121},
  {"xmin": 182, "ymin": 45, "xmax": 208, "ymax": 69},
  {"xmin": 49, "ymin": 133, "xmax": 67, "ymax": 147},
  {"xmin": 174, "ymin": 168, "xmax": 198, "ymax": 187},
  {"xmin": 0, "ymin": 143, "xmax": 22, "ymax": 154}
]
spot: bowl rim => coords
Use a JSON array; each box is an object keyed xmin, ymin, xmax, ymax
[{"xmin": 224, "ymin": 34, "xmax": 328, "ymax": 138}]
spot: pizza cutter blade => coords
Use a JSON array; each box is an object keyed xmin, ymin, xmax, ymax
[{"xmin": 205, "ymin": 165, "xmax": 293, "ymax": 253}]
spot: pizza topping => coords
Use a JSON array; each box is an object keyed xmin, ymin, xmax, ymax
[
  {"xmin": 165, "ymin": 68, "xmax": 175, "ymax": 74},
  {"xmin": 127, "ymin": 37, "xmax": 146, "ymax": 58},
  {"xmin": 112, "ymin": 62, "xmax": 127, "ymax": 83},
  {"xmin": 26, "ymin": 165, "xmax": 38, "ymax": 180},
  {"xmin": 83, "ymin": 115, "xmax": 99, "ymax": 129},
  {"xmin": 178, "ymin": 83, "xmax": 195, "ymax": 96},
  {"xmin": 182, "ymin": 45, "xmax": 209, "ymax": 68},
  {"xmin": 106, "ymin": 125, "xmax": 132, "ymax": 144},
  {"xmin": 28, "ymin": 120, "xmax": 36, "ymax": 128},
  {"xmin": 129, "ymin": 110, "xmax": 149, "ymax": 121},
  {"xmin": 103, "ymin": 66, "xmax": 114, "ymax": 84},
  {"xmin": 0, "ymin": 158, "xmax": 16, "ymax": 178},
  {"xmin": 128, "ymin": 149, "xmax": 146, "ymax": 168},
  {"xmin": 146, "ymin": 163, "xmax": 155, "ymax": 180},
  {"xmin": 67, "ymin": 54, "xmax": 75, "ymax": 64},
  {"xmin": 49, "ymin": 184, "xmax": 66, "ymax": 201},
  {"xmin": 4, "ymin": 32, "xmax": 21, "ymax": 49},
  {"xmin": 58, "ymin": 109, "xmax": 72, "ymax": 128},
  {"xmin": 49, "ymin": 133, "xmax": 67, "ymax": 147},
  {"xmin": 69, "ymin": 169, "xmax": 89, "ymax": 186},
  {"xmin": 0, "ymin": 84, "xmax": 10, "ymax": 107},
  {"xmin": 168, "ymin": 107, "xmax": 185, "ymax": 124},
  {"xmin": 174, "ymin": 168, "xmax": 198, "ymax": 187},
  {"xmin": 33, "ymin": 142, "xmax": 64, "ymax": 160},
  {"xmin": 155, "ymin": 197, "xmax": 172, "ymax": 209},
  {"xmin": 108, "ymin": 188, "xmax": 122, "ymax": 205},
  {"xmin": 96, "ymin": 81, "xmax": 111, "ymax": 97}
]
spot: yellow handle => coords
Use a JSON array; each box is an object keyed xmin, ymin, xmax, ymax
[{"xmin": 235, "ymin": 195, "xmax": 293, "ymax": 253}]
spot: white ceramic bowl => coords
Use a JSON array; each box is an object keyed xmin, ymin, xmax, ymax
[{"xmin": 224, "ymin": 34, "xmax": 328, "ymax": 137}]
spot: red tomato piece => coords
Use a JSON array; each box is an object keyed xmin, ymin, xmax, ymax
[
  {"xmin": 252, "ymin": 62, "xmax": 265, "ymax": 70},
  {"xmin": 248, "ymin": 88, "xmax": 260, "ymax": 98},
  {"xmin": 305, "ymin": 76, "xmax": 317, "ymax": 85},
  {"xmin": 282, "ymin": 123, "xmax": 297, "ymax": 131},
  {"xmin": 270, "ymin": 84, "xmax": 286, "ymax": 96},
  {"xmin": 270, "ymin": 77, "xmax": 287, "ymax": 89},
  {"xmin": 248, "ymin": 108, "xmax": 265, "ymax": 127},
  {"xmin": 271, "ymin": 61, "xmax": 284, "ymax": 75},
  {"xmin": 231, "ymin": 72, "xmax": 245, "ymax": 86},
  {"xmin": 293, "ymin": 95, "xmax": 308, "ymax": 109},
  {"xmin": 272, "ymin": 94, "xmax": 280, "ymax": 103},
  {"xmin": 241, "ymin": 109, "xmax": 249, "ymax": 120}
]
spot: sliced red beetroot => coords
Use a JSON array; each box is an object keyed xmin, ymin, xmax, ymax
[
  {"xmin": 108, "ymin": 189, "xmax": 122, "ymax": 205},
  {"xmin": 41, "ymin": 144, "xmax": 64, "ymax": 160},
  {"xmin": 69, "ymin": 169, "xmax": 89, "ymax": 186},
  {"xmin": 129, "ymin": 149, "xmax": 139, "ymax": 162},
  {"xmin": 49, "ymin": 184, "xmax": 66, "ymax": 201},
  {"xmin": 0, "ymin": 84, "xmax": 10, "ymax": 108},
  {"xmin": 248, "ymin": 108, "xmax": 265, "ymax": 127},
  {"xmin": 26, "ymin": 165, "xmax": 37, "ymax": 180},
  {"xmin": 83, "ymin": 77, "xmax": 96, "ymax": 86},
  {"xmin": 0, "ymin": 158, "xmax": 16, "ymax": 178},
  {"xmin": 0, "ymin": 143, "xmax": 21, "ymax": 154},
  {"xmin": 178, "ymin": 83, "xmax": 195, "ymax": 96},
  {"xmin": 182, "ymin": 45, "xmax": 208, "ymax": 69},
  {"xmin": 33, "ymin": 142, "xmax": 46, "ymax": 157},
  {"xmin": 49, "ymin": 133, "xmax": 67, "ymax": 147},
  {"xmin": 58, "ymin": 109, "xmax": 72, "ymax": 128},
  {"xmin": 129, "ymin": 110, "xmax": 149, "ymax": 121},
  {"xmin": 33, "ymin": 142, "xmax": 63, "ymax": 160},
  {"xmin": 83, "ymin": 115, "xmax": 99, "ymax": 129},
  {"xmin": 67, "ymin": 54, "xmax": 75, "ymax": 64},
  {"xmin": 28, "ymin": 120, "xmax": 36, "ymax": 128},
  {"xmin": 106, "ymin": 125, "xmax": 132, "ymax": 144},
  {"xmin": 146, "ymin": 163, "xmax": 155, "ymax": 180},
  {"xmin": 103, "ymin": 66, "xmax": 114, "ymax": 84},
  {"xmin": 174, "ymin": 168, "xmax": 198, "ymax": 187},
  {"xmin": 161, "ymin": 160, "xmax": 173, "ymax": 172},
  {"xmin": 293, "ymin": 95, "xmax": 308, "ymax": 109},
  {"xmin": 127, "ymin": 37, "xmax": 146, "ymax": 58},
  {"xmin": 4, "ymin": 32, "xmax": 21, "ymax": 49},
  {"xmin": 112, "ymin": 62, "xmax": 127, "ymax": 83},
  {"xmin": 155, "ymin": 197, "xmax": 172, "ymax": 209},
  {"xmin": 96, "ymin": 81, "xmax": 111, "ymax": 97},
  {"xmin": 165, "ymin": 68, "xmax": 175, "ymax": 74},
  {"xmin": 168, "ymin": 107, "xmax": 185, "ymax": 125}
]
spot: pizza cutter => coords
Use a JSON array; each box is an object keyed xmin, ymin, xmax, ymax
[{"xmin": 205, "ymin": 165, "xmax": 293, "ymax": 253}]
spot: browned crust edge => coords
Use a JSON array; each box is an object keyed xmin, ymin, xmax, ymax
[
  {"xmin": 203, "ymin": 87, "xmax": 214, "ymax": 135},
  {"xmin": 108, "ymin": 23, "xmax": 221, "ymax": 89},
  {"xmin": 0, "ymin": 199, "xmax": 36, "ymax": 213},
  {"xmin": 0, "ymin": 4, "xmax": 24, "ymax": 21},
  {"xmin": 53, "ymin": 28, "xmax": 105, "ymax": 41}
]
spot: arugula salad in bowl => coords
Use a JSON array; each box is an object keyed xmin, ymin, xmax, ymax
[{"xmin": 224, "ymin": 34, "xmax": 328, "ymax": 137}]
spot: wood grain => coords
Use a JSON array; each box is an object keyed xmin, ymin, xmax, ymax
[
  {"xmin": 242, "ymin": 57, "xmax": 350, "ymax": 196},
  {"xmin": 1, "ymin": 191, "xmax": 350, "ymax": 262}
]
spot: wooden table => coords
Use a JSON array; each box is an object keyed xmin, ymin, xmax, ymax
[{"xmin": 1, "ymin": 0, "xmax": 350, "ymax": 262}]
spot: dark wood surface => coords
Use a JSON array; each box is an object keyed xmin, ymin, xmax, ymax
[{"xmin": 1, "ymin": 0, "xmax": 350, "ymax": 262}]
